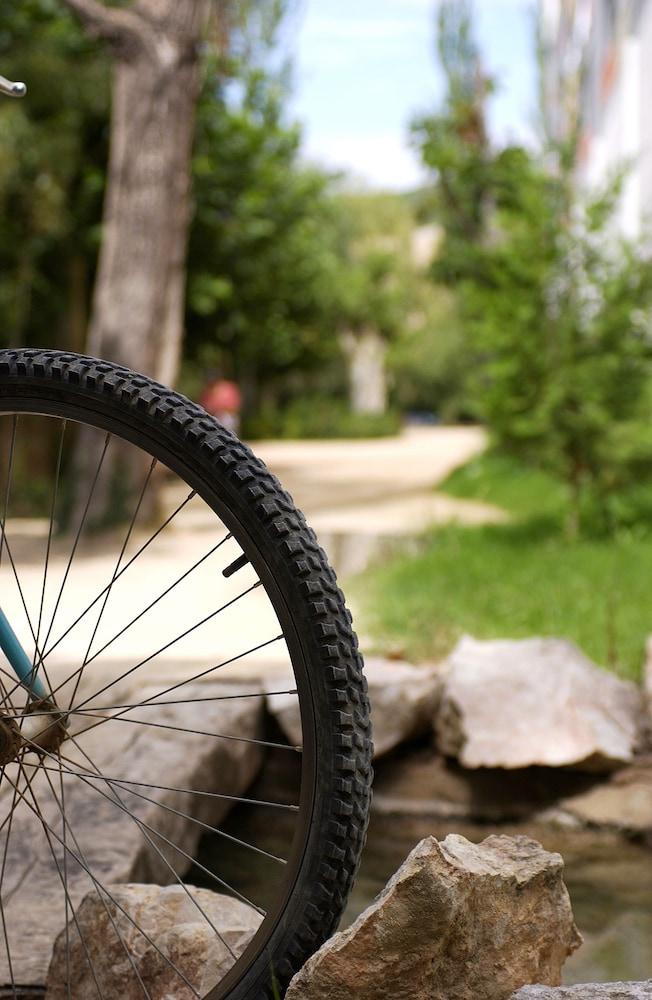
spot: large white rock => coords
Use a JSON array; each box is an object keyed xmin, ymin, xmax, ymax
[
  {"xmin": 511, "ymin": 984, "xmax": 652, "ymax": 999},
  {"xmin": 267, "ymin": 657, "xmax": 441, "ymax": 758},
  {"xmin": 46, "ymin": 883, "xmax": 262, "ymax": 999},
  {"xmin": 0, "ymin": 682, "xmax": 264, "ymax": 987},
  {"xmin": 286, "ymin": 833, "xmax": 581, "ymax": 1000},
  {"xmin": 436, "ymin": 637, "xmax": 643, "ymax": 771}
]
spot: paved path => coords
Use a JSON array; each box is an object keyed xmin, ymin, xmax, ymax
[
  {"xmin": 2, "ymin": 427, "xmax": 501, "ymax": 684},
  {"xmin": 255, "ymin": 426, "xmax": 504, "ymax": 575},
  {"xmin": 255, "ymin": 426, "xmax": 500, "ymax": 535}
]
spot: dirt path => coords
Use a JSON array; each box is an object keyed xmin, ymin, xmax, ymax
[
  {"xmin": 1, "ymin": 426, "xmax": 503, "ymax": 688},
  {"xmin": 254, "ymin": 426, "xmax": 504, "ymax": 537}
]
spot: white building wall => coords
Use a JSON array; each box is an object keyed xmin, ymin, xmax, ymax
[
  {"xmin": 638, "ymin": 0, "xmax": 652, "ymax": 233},
  {"xmin": 543, "ymin": 0, "xmax": 652, "ymax": 238}
]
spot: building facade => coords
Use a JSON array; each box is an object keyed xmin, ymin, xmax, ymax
[{"xmin": 540, "ymin": 0, "xmax": 652, "ymax": 237}]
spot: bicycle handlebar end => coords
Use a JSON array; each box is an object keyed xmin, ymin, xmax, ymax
[{"xmin": 0, "ymin": 76, "xmax": 27, "ymax": 99}]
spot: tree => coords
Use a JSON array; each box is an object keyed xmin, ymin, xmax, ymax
[
  {"xmin": 411, "ymin": 0, "xmax": 493, "ymax": 286},
  {"xmin": 466, "ymin": 165, "xmax": 652, "ymax": 536},
  {"xmin": 0, "ymin": 0, "xmax": 109, "ymax": 353},
  {"xmin": 60, "ymin": 0, "xmax": 218, "ymax": 386},
  {"xmin": 414, "ymin": 0, "xmax": 652, "ymax": 535},
  {"xmin": 185, "ymin": 61, "xmax": 343, "ymax": 416}
]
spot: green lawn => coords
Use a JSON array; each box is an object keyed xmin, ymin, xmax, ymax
[{"xmin": 354, "ymin": 452, "xmax": 652, "ymax": 680}]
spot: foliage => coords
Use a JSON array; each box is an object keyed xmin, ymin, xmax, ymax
[
  {"xmin": 330, "ymin": 191, "xmax": 414, "ymax": 341},
  {"xmin": 186, "ymin": 60, "xmax": 345, "ymax": 413},
  {"xmin": 440, "ymin": 449, "xmax": 568, "ymax": 523},
  {"xmin": 388, "ymin": 283, "xmax": 470, "ymax": 420},
  {"xmin": 466, "ymin": 167, "xmax": 652, "ymax": 535},
  {"xmin": 0, "ymin": 0, "xmax": 109, "ymax": 349},
  {"xmin": 242, "ymin": 396, "xmax": 401, "ymax": 440},
  {"xmin": 411, "ymin": 0, "xmax": 493, "ymax": 285},
  {"xmin": 413, "ymin": 0, "xmax": 652, "ymax": 536}
]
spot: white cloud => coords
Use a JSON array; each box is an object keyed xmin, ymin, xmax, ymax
[
  {"xmin": 301, "ymin": 129, "xmax": 428, "ymax": 191},
  {"xmin": 305, "ymin": 16, "xmax": 420, "ymax": 41}
]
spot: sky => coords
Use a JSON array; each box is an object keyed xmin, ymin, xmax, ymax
[{"xmin": 289, "ymin": 0, "xmax": 539, "ymax": 191}]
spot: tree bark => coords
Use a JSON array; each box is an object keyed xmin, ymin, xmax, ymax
[
  {"xmin": 62, "ymin": 0, "xmax": 213, "ymax": 525},
  {"xmin": 63, "ymin": 0, "xmax": 210, "ymax": 382}
]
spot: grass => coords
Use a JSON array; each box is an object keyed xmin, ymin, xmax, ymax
[
  {"xmin": 438, "ymin": 451, "xmax": 568, "ymax": 522},
  {"xmin": 355, "ymin": 451, "xmax": 652, "ymax": 680}
]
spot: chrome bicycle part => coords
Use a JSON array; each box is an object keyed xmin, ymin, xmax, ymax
[{"xmin": 0, "ymin": 75, "xmax": 27, "ymax": 98}]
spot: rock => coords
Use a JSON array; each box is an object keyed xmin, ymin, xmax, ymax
[
  {"xmin": 286, "ymin": 833, "xmax": 581, "ymax": 1000},
  {"xmin": 559, "ymin": 758, "xmax": 652, "ymax": 833},
  {"xmin": 436, "ymin": 637, "xmax": 643, "ymax": 771},
  {"xmin": 644, "ymin": 638, "xmax": 652, "ymax": 741},
  {"xmin": 0, "ymin": 682, "xmax": 263, "ymax": 987},
  {"xmin": 372, "ymin": 748, "xmax": 595, "ymax": 822},
  {"xmin": 46, "ymin": 882, "xmax": 262, "ymax": 999},
  {"xmin": 267, "ymin": 657, "xmax": 441, "ymax": 758},
  {"xmin": 511, "ymin": 983, "xmax": 652, "ymax": 998}
]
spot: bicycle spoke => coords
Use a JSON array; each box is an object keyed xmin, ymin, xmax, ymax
[
  {"xmin": 63, "ymin": 761, "xmax": 287, "ymax": 865},
  {"xmin": 84, "ymin": 537, "xmax": 233, "ymax": 667},
  {"xmin": 0, "ymin": 757, "xmax": 26, "ymax": 898},
  {"xmin": 71, "ymin": 580, "xmax": 265, "ymax": 713},
  {"xmin": 0, "ymin": 528, "xmax": 41, "ymax": 670},
  {"xmin": 1, "ymin": 765, "xmax": 201, "ymax": 998},
  {"xmin": 67, "ymin": 456, "xmax": 158, "ymax": 712},
  {"xmin": 33, "ymin": 420, "xmax": 67, "ymax": 676},
  {"xmin": 57, "ymin": 759, "xmax": 72, "ymax": 1000},
  {"xmin": 38, "ymin": 488, "xmax": 197, "ymax": 665},
  {"xmin": 0, "ymin": 766, "xmax": 17, "ymax": 996},
  {"xmin": 3, "ymin": 688, "xmax": 298, "ymax": 717},
  {"xmin": 55, "ymin": 534, "xmax": 233, "ymax": 711},
  {"xmin": 52, "ymin": 744, "xmax": 266, "ymax": 917},
  {"xmin": 33, "ymin": 762, "xmax": 299, "ymax": 811},
  {"xmin": 0, "ymin": 414, "xmax": 17, "ymax": 571},
  {"xmin": 68, "ymin": 735, "xmax": 241, "ymax": 963},
  {"xmin": 69, "ymin": 710, "xmax": 301, "ymax": 753},
  {"xmin": 9, "ymin": 761, "xmax": 105, "ymax": 1000},
  {"xmin": 77, "ymin": 633, "xmax": 286, "ymax": 723},
  {"xmin": 37, "ymin": 761, "xmax": 153, "ymax": 999},
  {"xmin": 39, "ymin": 432, "xmax": 111, "ymax": 659}
]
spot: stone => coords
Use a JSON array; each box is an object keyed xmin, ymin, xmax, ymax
[
  {"xmin": 436, "ymin": 637, "xmax": 643, "ymax": 771},
  {"xmin": 559, "ymin": 758, "xmax": 652, "ymax": 833},
  {"xmin": 267, "ymin": 657, "xmax": 441, "ymax": 758},
  {"xmin": 372, "ymin": 748, "xmax": 595, "ymax": 822},
  {"xmin": 511, "ymin": 983, "xmax": 652, "ymax": 999},
  {"xmin": 644, "ymin": 638, "xmax": 652, "ymax": 706},
  {"xmin": 286, "ymin": 833, "xmax": 581, "ymax": 1000},
  {"xmin": 644, "ymin": 638, "xmax": 652, "ymax": 742},
  {"xmin": 46, "ymin": 882, "xmax": 262, "ymax": 999},
  {"xmin": 0, "ymin": 682, "xmax": 264, "ymax": 987}
]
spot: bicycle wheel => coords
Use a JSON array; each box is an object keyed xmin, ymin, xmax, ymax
[{"xmin": 0, "ymin": 349, "xmax": 372, "ymax": 999}]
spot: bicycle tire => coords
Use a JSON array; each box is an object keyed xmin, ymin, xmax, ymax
[{"xmin": 0, "ymin": 348, "xmax": 373, "ymax": 1000}]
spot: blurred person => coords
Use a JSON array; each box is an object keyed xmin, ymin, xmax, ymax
[{"xmin": 200, "ymin": 373, "xmax": 242, "ymax": 434}]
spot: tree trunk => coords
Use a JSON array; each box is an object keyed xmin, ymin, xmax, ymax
[
  {"xmin": 342, "ymin": 328, "xmax": 388, "ymax": 415},
  {"xmin": 81, "ymin": 3, "xmax": 207, "ymax": 382},
  {"xmin": 62, "ymin": 0, "xmax": 213, "ymax": 525},
  {"xmin": 65, "ymin": 253, "xmax": 88, "ymax": 353}
]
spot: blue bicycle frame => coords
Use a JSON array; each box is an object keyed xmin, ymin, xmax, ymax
[{"xmin": 0, "ymin": 605, "xmax": 48, "ymax": 701}]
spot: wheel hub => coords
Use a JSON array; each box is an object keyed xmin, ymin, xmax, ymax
[
  {"xmin": 19, "ymin": 698, "xmax": 69, "ymax": 756},
  {"xmin": 0, "ymin": 715, "xmax": 20, "ymax": 766}
]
